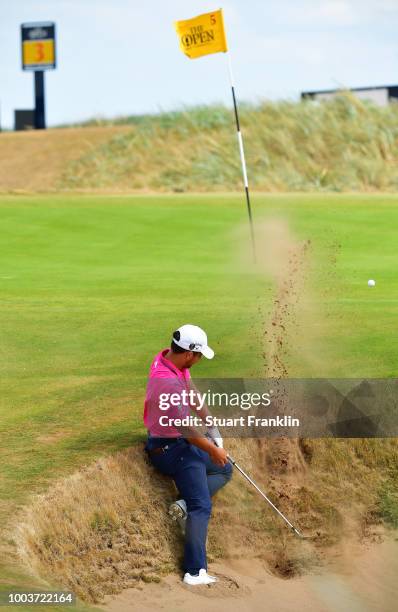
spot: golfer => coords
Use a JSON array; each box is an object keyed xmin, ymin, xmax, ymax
[{"xmin": 144, "ymin": 324, "xmax": 232, "ymax": 585}]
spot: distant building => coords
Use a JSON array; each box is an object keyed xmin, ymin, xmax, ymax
[{"xmin": 301, "ymin": 85, "xmax": 398, "ymax": 107}]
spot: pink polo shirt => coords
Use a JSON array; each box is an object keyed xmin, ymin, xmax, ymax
[{"xmin": 144, "ymin": 348, "xmax": 192, "ymax": 438}]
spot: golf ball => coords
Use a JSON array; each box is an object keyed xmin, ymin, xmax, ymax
[{"xmin": 368, "ymin": 279, "xmax": 376, "ymax": 287}]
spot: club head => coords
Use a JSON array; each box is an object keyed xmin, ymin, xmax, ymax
[
  {"xmin": 292, "ymin": 526, "xmax": 308, "ymax": 539},
  {"xmin": 293, "ymin": 528, "xmax": 321, "ymax": 541}
]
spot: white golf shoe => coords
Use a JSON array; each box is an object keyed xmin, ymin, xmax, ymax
[
  {"xmin": 183, "ymin": 568, "xmax": 218, "ymax": 585},
  {"xmin": 168, "ymin": 499, "xmax": 187, "ymax": 535}
]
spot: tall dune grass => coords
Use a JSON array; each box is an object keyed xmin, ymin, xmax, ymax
[{"xmin": 61, "ymin": 95, "xmax": 398, "ymax": 192}]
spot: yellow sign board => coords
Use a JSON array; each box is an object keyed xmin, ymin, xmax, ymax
[
  {"xmin": 22, "ymin": 40, "xmax": 55, "ymax": 68},
  {"xmin": 21, "ymin": 22, "xmax": 56, "ymax": 71}
]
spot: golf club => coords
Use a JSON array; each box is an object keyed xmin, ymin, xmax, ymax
[
  {"xmin": 226, "ymin": 452, "xmax": 305, "ymax": 538},
  {"xmin": 209, "ymin": 435, "xmax": 305, "ymax": 538}
]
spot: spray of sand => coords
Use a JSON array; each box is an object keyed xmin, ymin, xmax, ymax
[
  {"xmin": 241, "ymin": 218, "xmax": 312, "ymax": 482},
  {"xmin": 254, "ymin": 218, "xmax": 311, "ymax": 378}
]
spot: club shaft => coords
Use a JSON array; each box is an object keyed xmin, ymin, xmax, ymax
[{"xmin": 227, "ymin": 454, "xmax": 303, "ymax": 537}]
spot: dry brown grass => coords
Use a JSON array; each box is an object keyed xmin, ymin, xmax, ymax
[
  {"xmin": 11, "ymin": 437, "xmax": 398, "ymax": 604},
  {"xmin": 59, "ymin": 97, "xmax": 398, "ymax": 193},
  {"xmin": 3, "ymin": 95, "xmax": 398, "ymax": 193},
  {"xmin": 0, "ymin": 126, "xmax": 130, "ymax": 193}
]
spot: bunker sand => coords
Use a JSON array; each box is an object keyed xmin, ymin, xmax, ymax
[{"xmin": 102, "ymin": 534, "xmax": 398, "ymax": 612}]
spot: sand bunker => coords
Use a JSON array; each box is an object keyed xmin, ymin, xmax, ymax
[
  {"xmin": 102, "ymin": 535, "xmax": 398, "ymax": 612},
  {"xmin": 11, "ymin": 435, "xmax": 397, "ymax": 604}
]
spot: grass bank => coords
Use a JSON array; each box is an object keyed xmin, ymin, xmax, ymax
[
  {"xmin": 61, "ymin": 96, "xmax": 398, "ymax": 192},
  {"xmin": 1, "ymin": 96, "xmax": 398, "ymax": 193}
]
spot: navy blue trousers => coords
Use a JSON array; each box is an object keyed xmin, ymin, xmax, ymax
[{"xmin": 145, "ymin": 437, "xmax": 232, "ymax": 575}]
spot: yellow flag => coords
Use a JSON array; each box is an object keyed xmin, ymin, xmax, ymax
[{"xmin": 174, "ymin": 9, "xmax": 228, "ymax": 59}]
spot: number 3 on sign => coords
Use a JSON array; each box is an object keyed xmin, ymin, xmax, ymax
[
  {"xmin": 210, "ymin": 14, "xmax": 216, "ymax": 24},
  {"xmin": 35, "ymin": 42, "xmax": 45, "ymax": 62}
]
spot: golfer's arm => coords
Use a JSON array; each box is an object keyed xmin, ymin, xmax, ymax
[
  {"xmin": 188, "ymin": 382, "xmax": 211, "ymax": 419},
  {"xmin": 194, "ymin": 404, "xmax": 211, "ymax": 419},
  {"xmin": 176, "ymin": 425, "xmax": 216, "ymax": 455},
  {"xmin": 186, "ymin": 434, "xmax": 217, "ymax": 454},
  {"xmin": 184, "ymin": 436, "xmax": 218, "ymax": 455}
]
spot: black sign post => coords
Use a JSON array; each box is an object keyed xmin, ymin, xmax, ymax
[
  {"xmin": 21, "ymin": 22, "xmax": 56, "ymax": 130},
  {"xmin": 34, "ymin": 71, "xmax": 46, "ymax": 129}
]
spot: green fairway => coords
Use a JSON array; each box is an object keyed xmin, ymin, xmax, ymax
[{"xmin": 1, "ymin": 193, "xmax": 398, "ymax": 600}]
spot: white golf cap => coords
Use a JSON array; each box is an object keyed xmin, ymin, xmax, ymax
[{"xmin": 172, "ymin": 324, "xmax": 215, "ymax": 359}]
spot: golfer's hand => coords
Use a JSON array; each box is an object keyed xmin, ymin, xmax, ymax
[
  {"xmin": 206, "ymin": 425, "xmax": 223, "ymax": 448},
  {"xmin": 209, "ymin": 446, "xmax": 228, "ymax": 467}
]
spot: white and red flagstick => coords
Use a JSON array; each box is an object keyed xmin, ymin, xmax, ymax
[{"xmin": 226, "ymin": 51, "xmax": 256, "ymax": 261}]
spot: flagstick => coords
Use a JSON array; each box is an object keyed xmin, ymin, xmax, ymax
[{"xmin": 226, "ymin": 51, "xmax": 256, "ymax": 261}]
